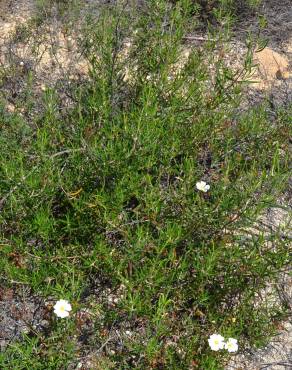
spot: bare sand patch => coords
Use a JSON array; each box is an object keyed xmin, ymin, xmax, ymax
[{"xmin": 253, "ymin": 47, "xmax": 291, "ymax": 90}]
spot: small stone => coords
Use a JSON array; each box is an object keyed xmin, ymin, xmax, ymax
[
  {"xmin": 41, "ymin": 320, "xmax": 50, "ymax": 328},
  {"xmin": 22, "ymin": 326, "xmax": 30, "ymax": 334}
]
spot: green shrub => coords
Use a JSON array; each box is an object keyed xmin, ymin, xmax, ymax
[{"xmin": 0, "ymin": 1, "xmax": 290, "ymax": 369}]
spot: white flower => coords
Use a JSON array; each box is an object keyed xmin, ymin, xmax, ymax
[
  {"xmin": 224, "ymin": 338, "xmax": 238, "ymax": 353},
  {"xmin": 53, "ymin": 299, "xmax": 72, "ymax": 318},
  {"xmin": 196, "ymin": 180, "xmax": 210, "ymax": 192},
  {"xmin": 208, "ymin": 334, "xmax": 225, "ymax": 351}
]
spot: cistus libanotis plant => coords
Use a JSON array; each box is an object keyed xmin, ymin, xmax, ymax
[{"xmin": 0, "ymin": 0, "xmax": 290, "ymax": 369}]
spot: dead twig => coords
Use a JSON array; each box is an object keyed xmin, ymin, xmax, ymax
[
  {"xmin": 183, "ymin": 35, "xmax": 215, "ymax": 42},
  {"xmin": 49, "ymin": 147, "xmax": 85, "ymax": 158}
]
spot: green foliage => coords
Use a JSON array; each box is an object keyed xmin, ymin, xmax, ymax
[{"xmin": 0, "ymin": 0, "xmax": 290, "ymax": 369}]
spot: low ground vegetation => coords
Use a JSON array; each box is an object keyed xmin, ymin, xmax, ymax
[{"xmin": 0, "ymin": 1, "xmax": 291, "ymax": 369}]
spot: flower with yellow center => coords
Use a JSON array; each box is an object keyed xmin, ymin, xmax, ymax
[
  {"xmin": 208, "ymin": 334, "xmax": 225, "ymax": 351},
  {"xmin": 224, "ymin": 338, "xmax": 238, "ymax": 353},
  {"xmin": 196, "ymin": 180, "xmax": 210, "ymax": 193},
  {"xmin": 53, "ymin": 299, "xmax": 72, "ymax": 318}
]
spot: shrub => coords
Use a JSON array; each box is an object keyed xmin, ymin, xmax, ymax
[{"xmin": 0, "ymin": 1, "xmax": 290, "ymax": 369}]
